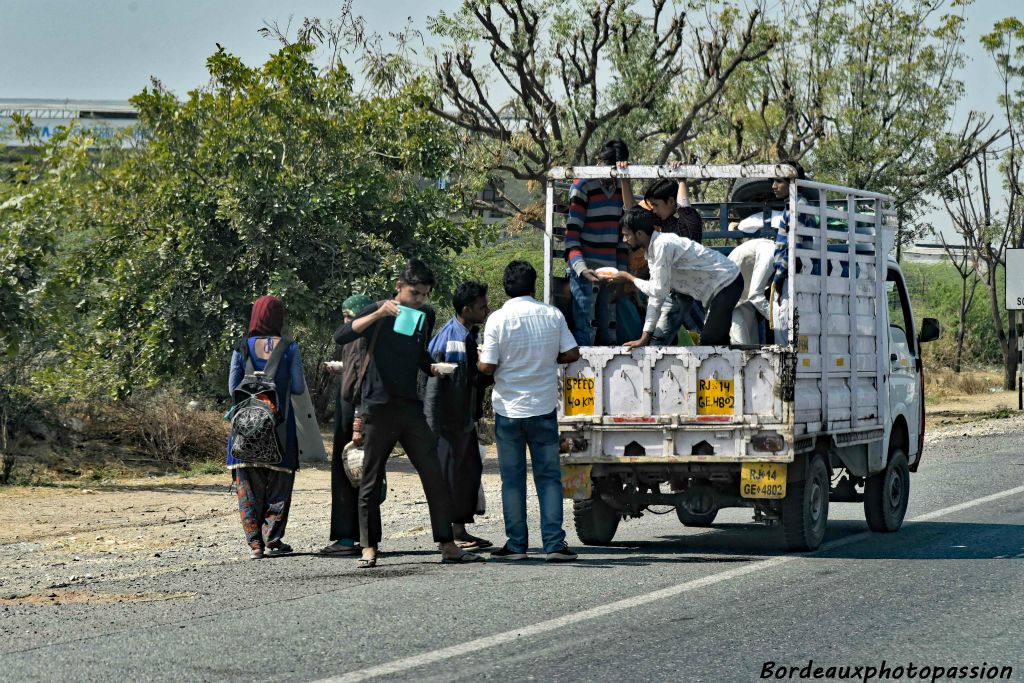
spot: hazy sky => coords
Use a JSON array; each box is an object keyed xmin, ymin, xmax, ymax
[
  {"xmin": 0, "ymin": 1, "xmax": 1010, "ymax": 103},
  {"xmin": 0, "ymin": 0, "xmax": 1016, "ymax": 237},
  {"xmin": 0, "ymin": 0, "xmax": 461, "ymax": 100}
]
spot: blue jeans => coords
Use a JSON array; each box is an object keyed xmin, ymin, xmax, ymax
[
  {"xmin": 616, "ymin": 295, "xmax": 644, "ymax": 344},
  {"xmin": 494, "ymin": 411, "xmax": 567, "ymax": 553},
  {"xmin": 568, "ymin": 269, "xmax": 616, "ymax": 346},
  {"xmin": 651, "ymin": 292, "xmax": 705, "ymax": 345}
]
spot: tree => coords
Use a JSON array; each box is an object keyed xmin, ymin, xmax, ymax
[
  {"xmin": 4, "ymin": 44, "xmax": 479, "ymax": 406},
  {"xmin": 739, "ymin": 0, "xmax": 1003, "ymax": 251},
  {"xmin": 973, "ymin": 17, "xmax": 1024, "ymax": 389},
  {"xmin": 424, "ymin": 0, "xmax": 777, "ymax": 216},
  {"xmin": 940, "ymin": 159, "xmax": 992, "ymax": 374}
]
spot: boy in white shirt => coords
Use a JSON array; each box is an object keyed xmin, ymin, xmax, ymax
[{"xmin": 611, "ymin": 207, "xmax": 744, "ymax": 347}]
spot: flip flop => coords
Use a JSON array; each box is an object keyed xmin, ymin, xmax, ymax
[
  {"xmin": 442, "ymin": 551, "xmax": 486, "ymax": 564},
  {"xmin": 456, "ymin": 537, "xmax": 493, "ymax": 550}
]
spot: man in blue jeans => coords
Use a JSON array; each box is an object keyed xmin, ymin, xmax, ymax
[{"xmin": 478, "ymin": 261, "xmax": 581, "ymax": 562}]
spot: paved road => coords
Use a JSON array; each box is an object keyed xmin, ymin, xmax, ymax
[{"xmin": 2, "ymin": 428, "xmax": 1023, "ymax": 682}]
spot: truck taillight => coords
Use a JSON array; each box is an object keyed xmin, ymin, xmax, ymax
[{"xmin": 751, "ymin": 433, "xmax": 785, "ymax": 453}]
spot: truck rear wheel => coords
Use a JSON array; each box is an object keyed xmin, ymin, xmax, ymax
[
  {"xmin": 781, "ymin": 454, "xmax": 829, "ymax": 551},
  {"xmin": 864, "ymin": 449, "xmax": 910, "ymax": 532},
  {"xmin": 573, "ymin": 495, "xmax": 620, "ymax": 546}
]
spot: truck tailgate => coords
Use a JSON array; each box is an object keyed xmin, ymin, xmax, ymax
[{"xmin": 559, "ymin": 346, "xmax": 793, "ymax": 462}]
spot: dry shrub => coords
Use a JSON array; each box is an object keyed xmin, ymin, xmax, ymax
[
  {"xmin": 66, "ymin": 390, "xmax": 228, "ymax": 466},
  {"xmin": 923, "ymin": 367, "xmax": 994, "ymax": 397},
  {"xmin": 953, "ymin": 373, "xmax": 988, "ymax": 396}
]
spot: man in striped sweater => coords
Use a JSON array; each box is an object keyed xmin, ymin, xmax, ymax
[{"xmin": 564, "ymin": 139, "xmax": 633, "ymax": 346}]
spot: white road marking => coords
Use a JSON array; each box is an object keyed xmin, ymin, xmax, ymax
[
  {"xmin": 910, "ymin": 485, "xmax": 1024, "ymax": 522},
  {"xmin": 315, "ymin": 484, "xmax": 1024, "ymax": 683}
]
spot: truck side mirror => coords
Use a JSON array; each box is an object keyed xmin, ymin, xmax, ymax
[{"xmin": 918, "ymin": 317, "xmax": 940, "ymax": 344}]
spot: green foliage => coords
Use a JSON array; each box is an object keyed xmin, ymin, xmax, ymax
[
  {"xmin": 456, "ymin": 231, "xmax": 546, "ymax": 313},
  {"xmin": 719, "ymin": 0, "xmax": 994, "ymax": 246},
  {"xmin": 2, "ymin": 45, "xmax": 480, "ymax": 401},
  {"xmin": 901, "ymin": 261, "xmax": 1004, "ymax": 368}
]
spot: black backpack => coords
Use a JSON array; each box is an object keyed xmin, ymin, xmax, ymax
[{"xmin": 229, "ymin": 338, "xmax": 292, "ymax": 465}]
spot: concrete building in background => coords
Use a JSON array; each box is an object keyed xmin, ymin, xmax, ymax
[
  {"xmin": 903, "ymin": 242, "xmax": 974, "ymax": 265},
  {"xmin": 0, "ymin": 99, "xmax": 139, "ymax": 150}
]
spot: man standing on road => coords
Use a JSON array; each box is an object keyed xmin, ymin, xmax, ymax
[
  {"xmin": 478, "ymin": 261, "xmax": 581, "ymax": 562},
  {"xmin": 425, "ymin": 280, "xmax": 493, "ymax": 550},
  {"xmin": 334, "ymin": 260, "xmax": 484, "ymax": 568}
]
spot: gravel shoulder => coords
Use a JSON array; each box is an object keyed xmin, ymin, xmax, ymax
[{"xmin": 0, "ymin": 448, "xmax": 507, "ymax": 603}]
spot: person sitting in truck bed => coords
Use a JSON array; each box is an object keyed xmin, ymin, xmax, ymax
[{"xmin": 611, "ymin": 207, "xmax": 743, "ymax": 347}]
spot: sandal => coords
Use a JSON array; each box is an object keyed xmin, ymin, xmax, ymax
[
  {"xmin": 442, "ymin": 550, "xmax": 486, "ymax": 564},
  {"xmin": 265, "ymin": 542, "xmax": 293, "ymax": 556},
  {"xmin": 357, "ymin": 555, "xmax": 377, "ymax": 569},
  {"xmin": 249, "ymin": 548, "xmax": 265, "ymax": 560}
]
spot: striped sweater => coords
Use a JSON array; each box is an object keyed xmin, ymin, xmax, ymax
[{"xmin": 565, "ymin": 178, "xmax": 629, "ymax": 275}]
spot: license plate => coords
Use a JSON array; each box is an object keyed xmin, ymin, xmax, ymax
[
  {"xmin": 740, "ymin": 462, "xmax": 787, "ymax": 499},
  {"xmin": 564, "ymin": 376, "xmax": 596, "ymax": 416},
  {"xmin": 561, "ymin": 464, "xmax": 593, "ymax": 499},
  {"xmin": 697, "ymin": 378, "xmax": 735, "ymax": 415}
]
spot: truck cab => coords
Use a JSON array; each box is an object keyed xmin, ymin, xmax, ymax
[{"xmin": 546, "ymin": 165, "xmax": 940, "ymax": 551}]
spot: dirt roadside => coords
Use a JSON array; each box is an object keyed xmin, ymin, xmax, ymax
[
  {"xmin": 1, "ymin": 401, "xmax": 1022, "ymax": 604},
  {"xmin": 0, "ymin": 444, "xmax": 508, "ymax": 603}
]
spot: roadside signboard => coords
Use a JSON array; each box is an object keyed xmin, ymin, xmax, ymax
[
  {"xmin": 1009, "ymin": 248, "xmax": 1024, "ymax": 410},
  {"xmin": 1008, "ymin": 249, "xmax": 1024, "ymax": 310}
]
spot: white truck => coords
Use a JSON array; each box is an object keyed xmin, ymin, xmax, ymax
[{"xmin": 545, "ymin": 164, "xmax": 940, "ymax": 551}]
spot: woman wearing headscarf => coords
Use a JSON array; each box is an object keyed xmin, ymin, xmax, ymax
[
  {"xmin": 227, "ymin": 295, "xmax": 306, "ymax": 559},
  {"xmin": 321, "ymin": 293, "xmax": 374, "ymax": 556}
]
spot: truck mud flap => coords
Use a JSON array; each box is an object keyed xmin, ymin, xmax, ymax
[{"xmin": 561, "ymin": 464, "xmax": 593, "ymax": 500}]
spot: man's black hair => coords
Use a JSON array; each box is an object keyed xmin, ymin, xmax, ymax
[
  {"xmin": 596, "ymin": 139, "xmax": 629, "ymax": 164},
  {"xmin": 503, "ymin": 260, "xmax": 537, "ymax": 298},
  {"xmin": 398, "ymin": 259, "xmax": 435, "ymax": 288},
  {"xmin": 620, "ymin": 206, "xmax": 659, "ymax": 237},
  {"xmin": 643, "ymin": 178, "xmax": 677, "ymax": 202},
  {"xmin": 778, "ymin": 159, "xmax": 806, "ymax": 180},
  {"xmin": 453, "ymin": 280, "xmax": 488, "ymax": 314}
]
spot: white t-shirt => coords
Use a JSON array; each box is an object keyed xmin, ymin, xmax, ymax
[
  {"xmin": 728, "ymin": 238, "xmax": 776, "ymax": 320},
  {"xmin": 479, "ymin": 296, "xmax": 577, "ymax": 419},
  {"xmin": 635, "ymin": 231, "xmax": 740, "ymax": 334}
]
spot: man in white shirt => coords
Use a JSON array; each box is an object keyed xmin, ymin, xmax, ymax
[
  {"xmin": 612, "ymin": 207, "xmax": 744, "ymax": 347},
  {"xmin": 478, "ymin": 261, "xmax": 581, "ymax": 562},
  {"xmin": 728, "ymin": 227, "xmax": 776, "ymax": 345}
]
